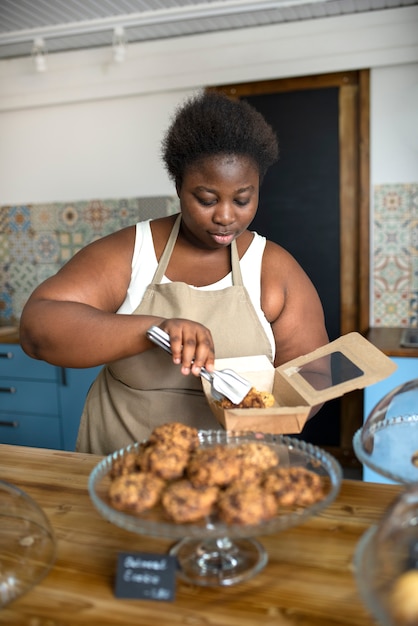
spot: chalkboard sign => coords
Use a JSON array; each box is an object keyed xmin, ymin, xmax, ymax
[
  {"xmin": 244, "ymin": 88, "xmax": 341, "ymax": 446},
  {"xmin": 114, "ymin": 552, "xmax": 177, "ymax": 601},
  {"xmin": 244, "ymin": 87, "xmax": 340, "ymax": 342}
]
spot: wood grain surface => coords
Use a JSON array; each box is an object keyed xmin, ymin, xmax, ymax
[{"xmin": 0, "ymin": 444, "xmax": 402, "ymax": 626}]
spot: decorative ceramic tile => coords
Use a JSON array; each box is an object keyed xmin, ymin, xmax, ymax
[
  {"xmin": 373, "ymin": 254, "xmax": 410, "ymax": 292},
  {"xmin": 0, "ymin": 288, "xmax": 13, "ymax": 319},
  {"xmin": 7, "ymin": 261, "xmax": 37, "ymax": 323},
  {"xmin": 0, "ymin": 195, "xmax": 176, "ymax": 324},
  {"xmin": 372, "ymin": 183, "xmax": 418, "ymax": 327},
  {"xmin": 413, "ymin": 257, "xmax": 418, "ymax": 291},
  {"xmin": 374, "ymin": 219, "xmax": 411, "ymax": 256},
  {"xmin": 373, "ymin": 290, "xmax": 410, "ymax": 326},
  {"xmin": 167, "ymin": 197, "xmax": 180, "ymax": 215},
  {"xmin": 8, "ymin": 206, "xmax": 32, "ymax": 233},
  {"xmin": 31, "ymin": 204, "xmax": 59, "ymax": 231},
  {"xmin": 58, "ymin": 229, "xmax": 92, "ymax": 263},
  {"xmin": 411, "ymin": 217, "xmax": 418, "ymax": 254},
  {"xmin": 36, "ymin": 263, "xmax": 61, "ymax": 283},
  {"xmin": 57, "ymin": 202, "xmax": 86, "ymax": 231},
  {"xmin": 0, "ymin": 232, "xmax": 9, "ymax": 264},
  {"xmin": 410, "ymin": 292, "xmax": 417, "ymax": 326},
  {"xmin": 374, "ymin": 184, "xmax": 412, "ymax": 219},
  {"xmin": 412, "ymin": 186, "xmax": 418, "ymax": 216},
  {"xmin": 8, "ymin": 231, "xmax": 35, "ymax": 264},
  {"xmin": 0, "ymin": 206, "xmax": 9, "ymax": 235}
]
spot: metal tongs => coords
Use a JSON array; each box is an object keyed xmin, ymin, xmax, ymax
[{"xmin": 146, "ymin": 325, "xmax": 252, "ymax": 404}]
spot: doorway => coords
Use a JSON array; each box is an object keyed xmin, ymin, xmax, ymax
[{"xmin": 210, "ymin": 71, "xmax": 370, "ymax": 465}]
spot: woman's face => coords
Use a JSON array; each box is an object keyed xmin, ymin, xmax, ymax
[{"xmin": 177, "ymin": 154, "xmax": 259, "ymax": 250}]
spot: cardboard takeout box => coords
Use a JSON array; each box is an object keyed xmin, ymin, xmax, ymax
[{"xmin": 202, "ymin": 332, "xmax": 397, "ymax": 434}]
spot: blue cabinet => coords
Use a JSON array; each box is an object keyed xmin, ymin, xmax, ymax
[
  {"xmin": 0, "ymin": 343, "xmax": 100, "ymax": 450},
  {"xmin": 363, "ymin": 356, "xmax": 418, "ymax": 483},
  {"xmin": 59, "ymin": 364, "xmax": 102, "ymax": 451}
]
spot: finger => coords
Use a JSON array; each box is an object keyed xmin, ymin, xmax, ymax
[
  {"xmin": 189, "ymin": 333, "xmax": 215, "ymax": 377},
  {"xmin": 167, "ymin": 331, "xmax": 183, "ymax": 366}
]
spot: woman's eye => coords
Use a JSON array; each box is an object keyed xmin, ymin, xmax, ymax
[
  {"xmin": 235, "ymin": 198, "xmax": 250, "ymax": 207},
  {"xmin": 198, "ymin": 198, "xmax": 215, "ymax": 207}
]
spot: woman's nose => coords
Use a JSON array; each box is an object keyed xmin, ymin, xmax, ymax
[{"xmin": 213, "ymin": 202, "xmax": 235, "ymax": 225}]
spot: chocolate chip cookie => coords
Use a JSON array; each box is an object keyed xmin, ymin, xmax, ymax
[
  {"xmin": 108, "ymin": 472, "xmax": 165, "ymax": 513},
  {"xmin": 139, "ymin": 442, "xmax": 190, "ymax": 480},
  {"xmin": 187, "ymin": 445, "xmax": 242, "ymax": 487},
  {"xmin": 161, "ymin": 479, "xmax": 219, "ymax": 523},
  {"xmin": 217, "ymin": 483, "xmax": 277, "ymax": 525},
  {"xmin": 148, "ymin": 422, "xmax": 200, "ymax": 451},
  {"xmin": 262, "ymin": 466, "xmax": 324, "ymax": 507}
]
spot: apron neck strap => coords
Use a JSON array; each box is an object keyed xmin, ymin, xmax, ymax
[
  {"xmin": 151, "ymin": 213, "xmax": 244, "ymax": 286},
  {"xmin": 151, "ymin": 214, "xmax": 181, "ymax": 284}
]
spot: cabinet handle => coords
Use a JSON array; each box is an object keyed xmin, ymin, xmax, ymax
[
  {"xmin": 60, "ymin": 367, "xmax": 67, "ymax": 386},
  {"xmin": 0, "ymin": 352, "xmax": 13, "ymax": 359},
  {"xmin": 0, "ymin": 420, "xmax": 18, "ymax": 428},
  {"xmin": 0, "ymin": 387, "xmax": 16, "ymax": 394}
]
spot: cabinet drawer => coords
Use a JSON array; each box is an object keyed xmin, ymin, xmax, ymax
[
  {"xmin": 0, "ymin": 413, "xmax": 61, "ymax": 448},
  {"xmin": 0, "ymin": 379, "xmax": 59, "ymax": 415},
  {"xmin": 0, "ymin": 344, "xmax": 58, "ymax": 381}
]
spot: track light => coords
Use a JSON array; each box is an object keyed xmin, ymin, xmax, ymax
[
  {"xmin": 112, "ymin": 26, "xmax": 127, "ymax": 63},
  {"xmin": 32, "ymin": 37, "xmax": 47, "ymax": 72}
]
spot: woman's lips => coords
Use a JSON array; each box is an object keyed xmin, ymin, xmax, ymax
[{"xmin": 210, "ymin": 232, "xmax": 235, "ymax": 245}]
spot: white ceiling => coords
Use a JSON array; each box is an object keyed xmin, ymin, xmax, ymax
[{"xmin": 0, "ymin": 0, "xmax": 416, "ymax": 61}]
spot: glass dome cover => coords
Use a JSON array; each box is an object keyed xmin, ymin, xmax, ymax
[
  {"xmin": 0, "ymin": 480, "xmax": 56, "ymax": 606},
  {"xmin": 354, "ymin": 482, "xmax": 418, "ymax": 626},
  {"xmin": 353, "ymin": 378, "xmax": 418, "ymax": 484}
]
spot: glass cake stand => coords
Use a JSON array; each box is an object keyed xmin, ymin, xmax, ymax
[
  {"xmin": 353, "ymin": 378, "xmax": 418, "ymax": 484},
  {"xmin": 354, "ymin": 483, "xmax": 418, "ymax": 626},
  {"xmin": 89, "ymin": 431, "xmax": 342, "ymax": 587},
  {"xmin": 0, "ymin": 480, "xmax": 56, "ymax": 606}
]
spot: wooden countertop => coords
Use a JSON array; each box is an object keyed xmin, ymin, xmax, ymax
[
  {"xmin": 366, "ymin": 327, "xmax": 418, "ymax": 358},
  {"xmin": 0, "ymin": 326, "xmax": 19, "ymax": 344},
  {"xmin": 0, "ymin": 444, "xmax": 402, "ymax": 626}
]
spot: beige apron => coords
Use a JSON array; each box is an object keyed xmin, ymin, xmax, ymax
[{"xmin": 76, "ymin": 214, "xmax": 273, "ymax": 454}]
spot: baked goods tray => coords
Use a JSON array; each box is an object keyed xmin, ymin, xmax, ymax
[{"xmin": 88, "ymin": 431, "xmax": 342, "ymax": 540}]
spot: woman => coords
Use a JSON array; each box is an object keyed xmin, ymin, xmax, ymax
[{"xmin": 19, "ymin": 91, "xmax": 329, "ymax": 454}]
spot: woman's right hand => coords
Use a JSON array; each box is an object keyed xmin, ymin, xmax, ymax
[{"xmin": 157, "ymin": 319, "xmax": 215, "ymax": 377}]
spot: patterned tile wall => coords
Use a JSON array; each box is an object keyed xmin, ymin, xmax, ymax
[
  {"xmin": 372, "ymin": 183, "xmax": 418, "ymax": 327},
  {"xmin": 2, "ymin": 186, "xmax": 417, "ymax": 328},
  {"xmin": 0, "ymin": 196, "xmax": 179, "ymax": 325}
]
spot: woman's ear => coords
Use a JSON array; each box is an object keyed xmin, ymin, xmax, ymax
[{"xmin": 175, "ymin": 179, "xmax": 182, "ymax": 197}]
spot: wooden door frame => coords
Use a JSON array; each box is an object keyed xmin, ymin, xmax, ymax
[{"xmin": 209, "ymin": 71, "xmax": 370, "ymax": 465}]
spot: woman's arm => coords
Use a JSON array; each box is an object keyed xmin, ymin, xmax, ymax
[
  {"xmin": 19, "ymin": 225, "xmax": 216, "ymax": 373},
  {"xmin": 261, "ymin": 240, "xmax": 330, "ymax": 406},
  {"xmin": 19, "ymin": 227, "xmax": 158, "ymax": 367}
]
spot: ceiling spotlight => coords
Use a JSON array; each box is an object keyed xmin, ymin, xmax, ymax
[
  {"xmin": 32, "ymin": 37, "xmax": 47, "ymax": 72},
  {"xmin": 112, "ymin": 26, "xmax": 127, "ymax": 63}
]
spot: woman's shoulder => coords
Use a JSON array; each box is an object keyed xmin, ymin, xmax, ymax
[{"xmin": 262, "ymin": 238, "xmax": 303, "ymax": 269}]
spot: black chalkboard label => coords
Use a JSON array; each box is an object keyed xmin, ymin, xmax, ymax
[{"xmin": 114, "ymin": 552, "xmax": 177, "ymax": 601}]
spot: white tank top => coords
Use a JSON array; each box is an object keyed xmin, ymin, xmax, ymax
[{"xmin": 117, "ymin": 219, "xmax": 276, "ymax": 359}]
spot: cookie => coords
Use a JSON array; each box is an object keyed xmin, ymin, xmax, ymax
[
  {"xmin": 390, "ymin": 569, "xmax": 418, "ymax": 625},
  {"xmin": 236, "ymin": 442, "xmax": 279, "ymax": 472},
  {"xmin": 187, "ymin": 445, "xmax": 242, "ymax": 487},
  {"xmin": 262, "ymin": 466, "xmax": 324, "ymax": 507},
  {"xmin": 219, "ymin": 387, "xmax": 275, "ymax": 409},
  {"xmin": 108, "ymin": 472, "xmax": 165, "ymax": 513},
  {"xmin": 149, "ymin": 422, "xmax": 200, "ymax": 451},
  {"xmin": 161, "ymin": 479, "xmax": 219, "ymax": 523},
  {"xmin": 217, "ymin": 483, "xmax": 277, "ymax": 525},
  {"xmin": 109, "ymin": 444, "xmax": 148, "ymax": 479},
  {"xmin": 139, "ymin": 443, "xmax": 189, "ymax": 480}
]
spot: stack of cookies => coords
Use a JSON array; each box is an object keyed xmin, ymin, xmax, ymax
[{"xmin": 107, "ymin": 422, "xmax": 325, "ymax": 525}]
